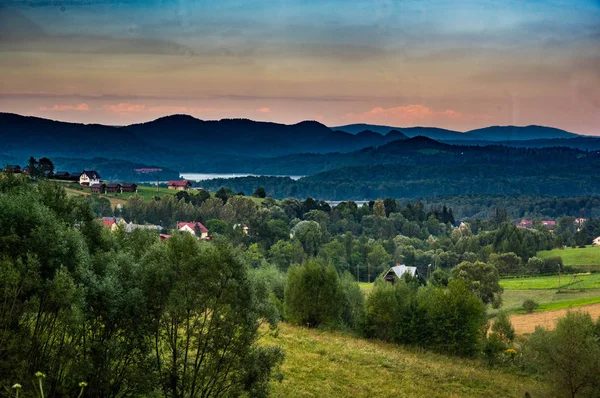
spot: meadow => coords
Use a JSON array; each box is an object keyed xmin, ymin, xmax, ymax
[
  {"xmin": 536, "ymin": 245, "xmax": 600, "ymax": 268},
  {"xmin": 262, "ymin": 323, "xmax": 550, "ymax": 398}
]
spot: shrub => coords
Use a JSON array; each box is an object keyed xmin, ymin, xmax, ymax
[
  {"xmin": 523, "ymin": 299, "xmax": 539, "ymax": 313},
  {"xmin": 492, "ymin": 311, "xmax": 515, "ymax": 343}
]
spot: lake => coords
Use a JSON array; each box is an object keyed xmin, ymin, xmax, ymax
[{"xmin": 180, "ymin": 173, "xmax": 304, "ymax": 181}]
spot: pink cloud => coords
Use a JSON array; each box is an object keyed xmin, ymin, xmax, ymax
[
  {"xmin": 102, "ymin": 103, "xmax": 146, "ymax": 113},
  {"xmin": 256, "ymin": 107, "xmax": 271, "ymax": 113},
  {"xmin": 101, "ymin": 103, "xmax": 225, "ymax": 115},
  {"xmin": 343, "ymin": 104, "xmax": 490, "ymax": 125},
  {"xmin": 39, "ymin": 103, "xmax": 89, "ymax": 111}
]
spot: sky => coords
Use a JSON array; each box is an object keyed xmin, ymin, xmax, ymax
[{"xmin": 0, "ymin": 0, "xmax": 599, "ymax": 134}]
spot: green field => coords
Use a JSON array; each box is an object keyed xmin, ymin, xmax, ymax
[
  {"xmin": 536, "ymin": 245, "xmax": 600, "ymax": 267},
  {"xmin": 496, "ymin": 288, "xmax": 600, "ymax": 315},
  {"xmin": 500, "ymin": 273, "xmax": 600, "ymax": 290},
  {"xmin": 262, "ymin": 322, "xmax": 550, "ymax": 397}
]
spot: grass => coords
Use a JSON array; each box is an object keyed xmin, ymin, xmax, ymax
[
  {"xmin": 495, "ymin": 288, "xmax": 600, "ymax": 315},
  {"xmin": 358, "ymin": 282, "xmax": 374, "ymax": 295},
  {"xmin": 500, "ymin": 273, "xmax": 600, "ymax": 290},
  {"xmin": 262, "ymin": 322, "xmax": 550, "ymax": 397},
  {"xmin": 536, "ymin": 245, "xmax": 600, "ymax": 267}
]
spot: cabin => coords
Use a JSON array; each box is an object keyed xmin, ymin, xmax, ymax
[
  {"xmin": 79, "ymin": 170, "xmax": 101, "ymax": 186},
  {"xmin": 5, "ymin": 165, "xmax": 21, "ymax": 173},
  {"xmin": 106, "ymin": 183, "xmax": 122, "ymax": 193},
  {"xmin": 121, "ymin": 183, "xmax": 138, "ymax": 193},
  {"xmin": 167, "ymin": 180, "xmax": 192, "ymax": 191},
  {"xmin": 383, "ymin": 264, "xmax": 420, "ymax": 284},
  {"xmin": 54, "ymin": 171, "xmax": 70, "ymax": 179},
  {"xmin": 90, "ymin": 183, "xmax": 106, "ymax": 194},
  {"xmin": 178, "ymin": 221, "xmax": 209, "ymax": 239}
]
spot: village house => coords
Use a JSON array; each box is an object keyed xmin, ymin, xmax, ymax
[
  {"xmin": 79, "ymin": 170, "xmax": 101, "ymax": 186},
  {"xmin": 100, "ymin": 217, "xmax": 127, "ymax": 231},
  {"xmin": 121, "ymin": 183, "xmax": 138, "ymax": 193},
  {"xmin": 4, "ymin": 165, "xmax": 21, "ymax": 173},
  {"xmin": 106, "ymin": 183, "xmax": 122, "ymax": 193},
  {"xmin": 541, "ymin": 220, "xmax": 556, "ymax": 229},
  {"xmin": 517, "ymin": 219, "xmax": 533, "ymax": 229},
  {"xmin": 54, "ymin": 171, "xmax": 70, "ymax": 179},
  {"xmin": 593, "ymin": 236, "xmax": 600, "ymax": 246},
  {"xmin": 90, "ymin": 183, "xmax": 106, "ymax": 194},
  {"xmin": 167, "ymin": 180, "xmax": 192, "ymax": 191},
  {"xmin": 178, "ymin": 221, "xmax": 209, "ymax": 239},
  {"xmin": 383, "ymin": 264, "xmax": 420, "ymax": 284}
]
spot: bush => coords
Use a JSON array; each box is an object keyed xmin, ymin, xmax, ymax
[
  {"xmin": 284, "ymin": 260, "xmax": 343, "ymax": 327},
  {"xmin": 492, "ymin": 311, "xmax": 515, "ymax": 343},
  {"xmin": 523, "ymin": 299, "xmax": 539, "ymax": 313},
  {"xmin": 339, "ymin": 272, "xmax": 365, "ymax": 330}
]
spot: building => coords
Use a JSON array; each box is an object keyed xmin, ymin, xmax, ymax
[
  {"xmin": 121, "ymin": 183, "xmax": 138, "ymax": 192},
  {"xmin": 383, "ymin": 264, "xmax": 420, "ymax": 284},
  {"xmin": 5, "ymin": 165, "xmax": 21, "ymax": 173},
  {"xmin": 593, "ymin": 236, "xmax": 600, "ymax": 246},
  {"xmin": 178, "ymin": 221, "xmax": 209, "ymax": 239},
  {"xmin": 167, "ymin": 180, "xmax": 192, "ymax": 191},
  {"xmin": 90, "ymin": 183, "xmax": 106, "ymax": 194},
  {"xmin": 100, "ymin": 217, "xmax": 127, "ymax": 231},
  {"xmin": 106, "ymin": 183, "xmax": 122, "ymax": 193},
  {"xmin": 159, "ymin": 234, "xmax": 171, "ymax": 241},
  {"xmin": 541, "ymin": 220, "xmax": 556, "ymax": 229},
  {"xmin": 54, "ymin": 171, "xmax": 70, "ymax": 179},
  {"xmin": 517, "ymin": 219, "xmax": 533, "ymax": 229},
  {"xmin": 79, "ymin": 170, "xmax": 101, "ymax": 186}
]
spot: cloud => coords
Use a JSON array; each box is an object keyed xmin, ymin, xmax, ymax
[
  {"xmin": 256, "ymin": 107, "xmax": 270, "ymax": 113},
  {"xmin": 39, "ymin": 103, "xmax": 89, "ymax": 111},
  {"xmin": 101, "ymin": 103, "xmax": 146, "ymax": 113},
  {"xmin": 100, "ymin": 103, "xmax": 227, "ymax": 116},
  {"xmin": 343, "ymin": 104, "xmax": 491, "ymax": 125}
]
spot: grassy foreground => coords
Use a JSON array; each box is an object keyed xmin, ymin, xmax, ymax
[
  {"xmin": 536, "ymin": 245, "xmax": 600, "ymax": 267},
  {"xmin": 262, "ymin": 323, "xmax": 550, "ymax": 398}
]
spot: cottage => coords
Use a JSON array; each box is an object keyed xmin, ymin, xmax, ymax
[
  {"xmin": 5, "ymin": 165, "xmax": 21, "ymax": 173},
  {"xmin": 159, "ymin": 234, "xmax": 171, "ymax": 241},
  {"xmin": 106, "ymin": 183, "xmax": 122, "ymax": 193},
  {"xmin": 593, "ymin": 236, "xmax": 600, "ymax": 246},
  {"xmin": 54, "ymin": 171, "xmax": 70, "ymax": 179},
  {"xmin": 100, "ymin": 217, "xmax": 127, "ymax": 231},
  {"xmin": 90, "ymin": 183, "xmax": 106, "ymax": 194},
  {"xmin": 178, "ymin": 221, "xmax": 209, "ymax": 239},
  {"xmin": 517, "ymin": 219, "xmax": 533, "ymax": 229},
  {"xmin": 167, "ymin": 180, "xmax": 192, "ymax": 191},
  {"xmin": 541, "ymin": 220, "xmax": 556, "ymax": 229},
  {"xmin": 79, "ymin": 170, "xmax": 101, "ymax": 186},
  {"xmin": 383, "ymin": 264, "xmax": 420, "ymax": 284},
  {"xmin": 121, "ymin": 183, "xmax": 138, "ymax": 193}
]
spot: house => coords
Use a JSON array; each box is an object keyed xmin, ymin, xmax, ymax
[
  {"xmin": 100, "ymin": 217, "xmax": 127, "ymax": 231},
  {"xmin": 159, "ymin": 234, "xmax": 171, "ymax": 241},
  {"xmin": 54, "ymin": 171, "xmax": 70, "ymax": 179},
  {"xmin": 593, "ymin": 236, "xmax": 600, "ymax": 246},
  {"xmin": 21, "ymin": 166, "xmax": 31, "ymax": 175},
  {"xmin": 43, "ymin": 170, "xmax": 54, "ymax": 178},
  {"xmin": 517, "ymin": 219, "xmax": 533, "ymax": 229},
  {"xmin": 90, "ymin": 183, "xmax": 106, "ymax": 194},
  {"xmin": 124, "ymin": 223, "xmax": 162, "ymax": 233},
  {"xmin": 121, "ymin": 183, "xmax": 138, "ymax": 193},
  {"xmin": 541, "ymin": 220, "xmax": 556, "ymax": 229},
  {"xmin": 178, "ymin": 221, "xmax": 209, "ymax": 239},
  {"xmin": 5, "ymin": 165, "xmax": 21, "ymax": 173},
  {"xmin": 167, "ymin": 180, "xmax": 192, "ymax": 191},
  {"xmin": 79, "ymin": 170, "xmax": 101, "ymax": 186},
  {"xmin": 106, "ymin": 183, "xmax": 122, "ymax": 193},
  {"xmin": 383, "ymin": 264, "xmax": 420, "ymax": 284}
]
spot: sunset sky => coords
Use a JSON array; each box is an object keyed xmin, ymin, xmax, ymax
[{"xmin": 0, "ymin": 0, "xmax": 599, "ymax": 134}]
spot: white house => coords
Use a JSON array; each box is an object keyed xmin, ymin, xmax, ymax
[
  {"xmin": 79, "ymin": 170, "xmax": 101, "ymax": 186},
  {"xmin": 383, "ymin": 264, "xmax": 420, "ymax": 284},
  {"xmin": 178, "ymin": 222, "xmax": 209, "ymax": 239},
  {"xmin": 593, "ymin": 236, "xmax": 600, "ymax": 246}
]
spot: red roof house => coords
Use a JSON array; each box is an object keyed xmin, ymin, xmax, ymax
[
  {"xmin": 167, "ymin": 180, "xmax": 192, "ymax": 191},
  {"xmin": 178, "ymin": 221, "xmax": 209, "ymax": 238}
]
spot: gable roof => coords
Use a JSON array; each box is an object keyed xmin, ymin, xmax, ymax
[
  {"xmin": 90, "ymin": 183, "xmax": 105, "ymax": 188},
  {"xmin": 81, "ymin": 170, "xmax": 101, "ymax": 179},
  {"xmin": 387, "ymin": 264, "xmax": 419, "ymax": 279},
  {"xmin": 106, "ymin": 183, "xmax": 122, "ymax": 188},
  {"xmin": 178, "ymin": 221, "xmax": 208, "ymax": 233},
  {"xmin": 168, "ymin": 180, "xmax": 191, "ymax": 187}
]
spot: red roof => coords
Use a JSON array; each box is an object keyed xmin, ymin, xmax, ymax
[
  {"xmin": 178, "ymin": 222, "xmax": 208, "ymax": 233},
  {"xmin": 102, "ymin": 219, "xmax": 116, "ymax": 228},
  {"xmin": 168, "ymin": 180, "xmax": 191, "ymax": 187},
  {"xmin": 541, "ymin": 220, "xmax": 556, "ymax": 226}
]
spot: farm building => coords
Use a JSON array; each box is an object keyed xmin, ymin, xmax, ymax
[
  {"xmin": 79, "ymin": 170, "xmax": 101, "ymax": 186},
  {"xmin": 90, "ymin": 183, "xmax": 106, "ymax": 194},
  {"xmin": 383, "ymin": 265, "xmax": 420, "ymax": 284},
  {"xmin": 4, "ymin": 165, "xmax": 21, "ymax": 173},
  {"xmin": 167, "ymin": 180, "xmax": 192, "ymax": 191},
  {"xmin": 54, "ymin": 171, "xmax": 70, "ymax": 179},
  {"xmin": 178, "ymin": 221, "xmax": 209, "ymax": 239},
  {"xmin": 121, "ymin": 183, "xmax": 138, "ymax": 192},
  {"xmin": 106, "ymin": 183, "xmax": 122, "ymax": 193}
]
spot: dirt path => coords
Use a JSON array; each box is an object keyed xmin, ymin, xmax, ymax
[
  {"xmin": 64, "ymin": 187, "xmax": 127, "ymax": 208},
  {"xmin": 510, "ymin": 303, "xmax": 600, "ymax": 335}
]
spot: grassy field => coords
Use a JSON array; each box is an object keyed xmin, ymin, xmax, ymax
[
  {"xmin": 536, "ymin": 245, "xmax": 600, "ymax": 267},
  {"xmin": 497, "ymin": 289, "xmax": 600, "ymax": 314},
  {"xmin": 500, "ymin": 273, "xmax": 600, "ymax": 290},
  {"xmin": 358, "ymin": 282, "xmax": 374, "ymax": 295},
  {"xmin": 262, "ymin": 322, "xmax": 550, "ymax": 397}
]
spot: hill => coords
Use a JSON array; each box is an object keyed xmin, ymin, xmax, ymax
[
  {"xmin": 464, "ymin": 125, "xmax": 579, "ymax": 141},
  {"xmin": 332, "ymin": 123, "xmax": 470, "ymax": 140},
  {"xmin": 264, "ymin": 322, "xmax": 549, "ymax": 397}
]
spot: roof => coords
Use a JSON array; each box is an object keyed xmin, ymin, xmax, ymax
[
  {"xmin": 54, "ymin": 171, "xmax": 70, "ymax": 176},
  {"xmin": 387, "ymin": 265, "xmax": 419, "ymax": 279},
  {"xmin": 81, "ymin": 170, "xmax": 101, "ymax": 179},
  {"xmin": 106, "ymin": 183, "xmax": 121, "ymax": 188},
  {"xmin": 178, "ymin": 221, "xmax": 208, "ymax": 233},
  {"xmin": 541, "ymin": 220, "xmax": 556, "ymax": 226},
  {"xmin": 168, "ymin": 180, "xmax": 191, "ymax": 187},
  {"xmin": 121, "ymin": 183, "xmax": 137, "ymax": 187},
  {"xmin": 90, "ymin": 183, "xmax": 105, "ymax": 188}
]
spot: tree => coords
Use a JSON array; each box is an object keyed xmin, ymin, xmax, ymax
[
  {"xmin": 254, "ymin": 187, "xmax": 267, "ymax": 198},
  {"xmin": 451, "ymin": 261, "xmax": 503, "ymax": 308},
  {"xmin": 284, "ymin": 260, "xmax": 342, "ymax": 327},
  {"xmin": 373, "ymin": 199, "xmax": 386, "ymax": 218},
  {"xmin": 215, "ymin": 186, "xmax": 233, "ymax": 203},
  {"xmin": 366, "ymin": 243, "xmax": 392, "ymax": 283},
  {"xmin": 291, "ymin": 220, "xmax": 322, "ymax": 256},
  {"xmin": 528, "ymin": 311, "xmax": 600, "ymax": 397},
  {"xmin": 38, "ymin": 157, "xmax": 54, "ymax": 175}
]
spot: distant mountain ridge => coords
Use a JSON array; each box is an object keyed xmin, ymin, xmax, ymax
[{"xmin": 332, "ymin": 123, "xmax": 581, "ymax": 141}]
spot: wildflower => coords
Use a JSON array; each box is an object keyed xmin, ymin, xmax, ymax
[
  {"xmin": 504, "ymin": 348, "xmax": 517, "ymax": 358},
  {"xmin": 35, "ymin": 371, "xmax": 46, "ymax": 379},
  {"xmin": 79, "ymin": 382, "xmax": 88, "ymax": 387},
  {"xmin": 12, "ymin": 384, "xmax": 22, "ymax": 389}
]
